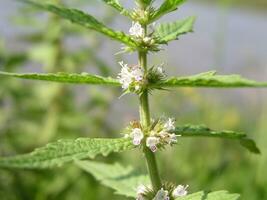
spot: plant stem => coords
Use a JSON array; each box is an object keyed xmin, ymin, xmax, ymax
[{"xmin": 138, "ymin": 25, "xmax": 162, "ymax": 191}]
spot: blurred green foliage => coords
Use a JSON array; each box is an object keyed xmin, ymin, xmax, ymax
[{"xmin": 0, "ymin": 0, "xmax": 267, "ymax": 200}]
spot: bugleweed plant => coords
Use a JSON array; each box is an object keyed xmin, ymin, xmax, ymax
[{"xmin": 1, "ymin": 0, "xmax": 267, "ymax": 199}]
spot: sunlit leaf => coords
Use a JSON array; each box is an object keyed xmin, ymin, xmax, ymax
[
  {"xmin": 0, "ymin": 72, "xmax": 120, "ymax": 86},
  {"xmin": 152, "ymin": 71, "xmax": 267, "ymax": 88},
  {"xmin": 150, "ymin": 0, "xmax": 186, "ymax": 22},
  {"xmin": 102, "ymin": 0, "xmax": 131, "ymax": 17},
  {"xmin": 21, "ymin": 0, "xmax": 139, "ymax": 49},
  {"xmin": 76, "ymin": 160, "xmax": 149, "ymax": 197},
  {"xmin": 154, "ymin": 16, "xmax": 196, "ymax": 44},
  {"xmin": 174, "ymin": 124, "xmax": 260, "ymax": 154},
  {"xmin": 176, "ymin": 190, "xmax": 240, "ymax": 200},
  {"xmin": 0, "ymin": 138, "xmax": 134, "ymax": 169}
]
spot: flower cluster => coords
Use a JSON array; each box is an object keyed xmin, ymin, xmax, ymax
[
  {"xmin": 128, "ymin": 21, "xmax": 158, "ymax": 50},
  {"xmin": 136, "ymin": 184, "xmax": 188, "ymax": 200},
  {"xmin": 124, "ymin": 118, "xmax": 178, "ymax": 152},
  {"xmin": 117, "ymin": 61, "xmax": 144, "ymax": 93},
  {"xmin": 129, "ymin": 22, "xmax": 145, "ymax": 38}
]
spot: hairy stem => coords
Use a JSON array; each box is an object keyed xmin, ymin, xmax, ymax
[{"xmin": 138, "ymin": 25, "xmax": 161, "ymax": 191}]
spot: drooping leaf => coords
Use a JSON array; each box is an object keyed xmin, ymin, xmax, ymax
[
  {"xmin": 0, "ymin": 138, "xmax": 134, "ymax": 169},
  {"xmin": 152, "ymin": 71, "xmax": 267, "ymax": 88},
  {"xmin": 102, "ymin": 0, "xmax": 131, "ymax": 17},
  {"xmin": 176, "ymin": 190, "xmax": 240, "ymax": 200},
  {"xmin": 154, "ymin": 16, "xmax": 196, "ymax": 44},
  {"xmin": 240, "ymin": 139, "xmax": 260, "ymax": 154},
  {"xmin": 174, "ymin": 124, "xmax": 260, "ymax": 154},
  {"xmin": 21, "ymin": 0, "xmax": 139, "ymax": 49},
  {"xmin": 0, "ymin": 71, "xmax": 120, "ymax": 86},
  {"xmin": 76, "ymin": 160, "xmax": 150, "ymax": 197},
  {"xmin": 150, "ymin": 0, "xmax": 186, "ymax": 22}
]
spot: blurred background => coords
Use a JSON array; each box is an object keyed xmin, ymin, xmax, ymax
[{"xmin": 0, "ymin": 0, "xmax": 266, "ymax": 199}]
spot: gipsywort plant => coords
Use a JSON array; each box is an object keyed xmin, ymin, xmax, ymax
[{"xmin": 0, "ymin": 0, "xmax": 267, "ymax": 199}]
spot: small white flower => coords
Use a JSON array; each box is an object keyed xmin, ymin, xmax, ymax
[
  {"xmin": 117, "ymin": 61, "xmax": 144, "ymax": 91},
  {"xmin": 146, "ymin": 136, "xmax": 160, "ymax": 152},
  {"xmin": 164, "ymin": 118, "xmax": 175, "ymax": 131},
  {"xmin": 156, "ymin": 66, "xmax": 165, "ymax": 76},
  {"xmin": 131, "ymin": 65, "xmax": 144, "ymax": 82},
  {"xmin": 130, "ymin": 128, "xmax": 144, "ymax": 145},
  {"xmin": 137, "ymin": 185, "xmax": 146, "ymax": 195},
  {"xmin": 153, "ymin": 188, "xmax": 170, "ymax": 200},
  {"xmin": 172, "ymin": 185, "xmax": 189, "ymax": 198},
  {"xmin": 118, "ymin": 61, "xmax": 133, "ymax": 89},
  {"xmin": 143, "ymin": 36, "xmax": 152, "ymax": 43},
  {"xmin": 129, "ymin": 22, "xmax": 144, "ymax": 38},
  {"xmin": 167, "ymin": 133, "xmax": 178, "ymax": 144}
]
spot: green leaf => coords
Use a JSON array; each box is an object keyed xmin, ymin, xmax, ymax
[
  {"xmin": 0, "ymin": 138, "xmax": 134, "ymax": 169},
  {"xmin": 76, "ymin": 160, "xmax": 150, "ymax": 197},
  {"xmin": 154, "ymin": 16, "xmax": 196, "ymax": 44},
  {"xmin": 240, "ymin": 139, "xmax": 260, "ymax": 154},
  {"xmin": 176, "ymin": 190, "xmax": 240, "ymax": 200},
  {"xmin": 174, "ymin": 124, "xmax": 260, "ymax": 154},
  {"xmin": 152, "ymin": 71, "xmax": 267, "ymax": 88},
  {"xmin": 150, "ymin": 0, "xmax": 186, "ymax": 22},
  {"xmin": 0, "ymin": 71, "xmax": 120, "ymax": 86},
  {"xmin": 102, "ymin": 0, "xmax": 130, "ymax": 17},
  {"xmin": 22, "ymin": 0, "xmax": 138, "ymax": 49}
]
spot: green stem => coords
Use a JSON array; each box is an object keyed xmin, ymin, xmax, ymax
[{"xmin": 138, "ymin": 25, "xmax": 162, "ymax": 190}]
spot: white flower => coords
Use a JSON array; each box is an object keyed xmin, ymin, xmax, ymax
[
  {"xmin": 156, "ymin": 66, "xmax": 165, "ymax": 76},
  {"xmin": 153, "ymin": 188, "xmax": 170, "ymax": 200},
  {"xmin": 146, "ymin": 136, "xmax": 160, "ymax": 152},
  {"xmin": 118, "ymin": 61, "xmax": 133, "ymax": 89},
  {"xmin": 117, "ymin": 61, "xmax": 144, "ymax": 91},
  {"xmin": 129, "ymin": 22, "xmax": 144, "ymax": 38},
  {"xmin": 158, "ymin": 130, "xmax": 168, "ymax": 137},
  {"xmin": 130, "ymin": 128, "xmax": 144, "ymax": 145},
  {"xmin": 131, "ymin": 65, "xmax": 144, "ymax": 82},
  {"xmin": 143, "ymin": 36, "xmax": 152, "ymax": 44},
  {"xmin": 172, "ymin": 185, "xmax": 189, "ymax": 198},
  {"xmin": 137, "ymin": 185, "xmax": 146, "ymax": 195},
  {"xmin": 164, "ymin": 118, "xmax": 175, "ymax": 131},
  {"xmin": 167, "ymin": 133, "xmax": 178, "ymax": 144}
]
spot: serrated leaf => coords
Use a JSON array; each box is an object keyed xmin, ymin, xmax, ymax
[
  {"xmin": 150, "ymin": 0, "xmax": 186, "ymax": 22},
  {"xmin": 176, "ymin": 190, "xmax": 240, "ymax": 200},
  {"xmin": 21, "ymin": 0, "xmax": 138, "ymax": 49},
  {"xmin": 76, "ymin": 160, "xmax": 149, "ymax": 197},
  {"xmin": 152, "ymin": 71, "xmax": 267, "ymax": 88},
  {"xmin": 154, "ymin": 16, "xmax": 196, "ymax": 44},
  {"xmin": 102, "ymin": 0, "xmax": 130, "ymax": 17},
  {"xmin": 174, "ymin": 124, "xmax": 260, "ymax": 154},
  {"xmin": 0, "ymin": 71, "xmax": 120, "ymax": 86},
  {"xmin": 0, "ymin": 138, "xmax": 134, "ymax": 169}
]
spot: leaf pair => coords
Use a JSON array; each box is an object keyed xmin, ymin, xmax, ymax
[
  {"xmin": 1, "ymin": 71, "xmax": 266, "ymax": 88},
  {"xmin": 0, "ymin": 124, "xmax": 259, "ymax": 169}
]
